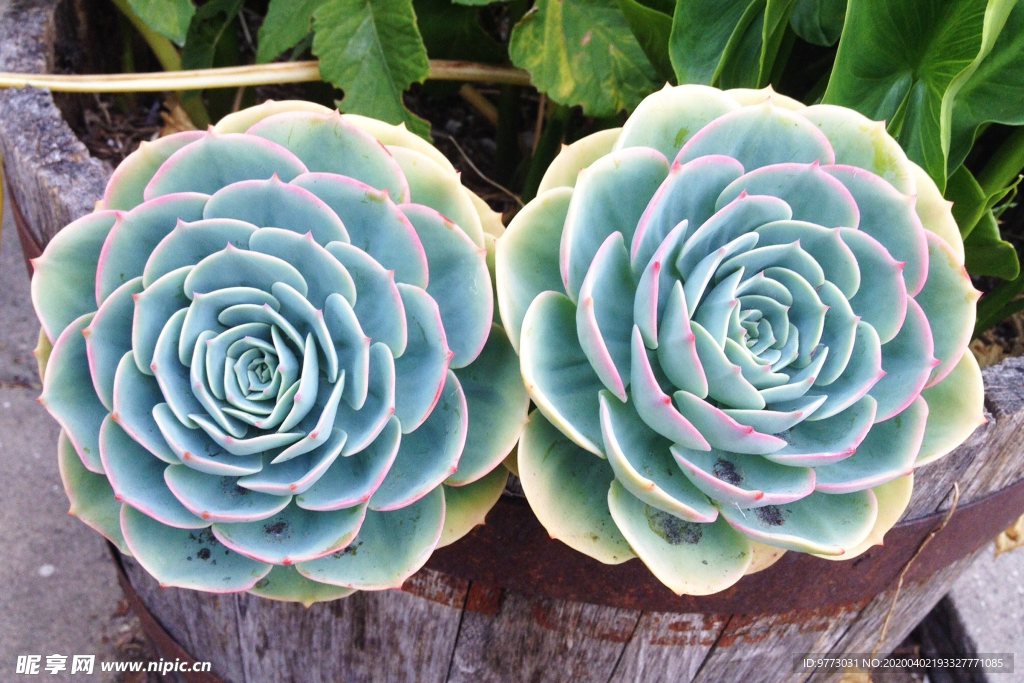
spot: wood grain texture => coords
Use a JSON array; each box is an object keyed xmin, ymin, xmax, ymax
[
  {"xmin": 447, "ymin": 590, "xmax": 639, "ymax": 683},
  {"xmin": 607, "ymin": 612, "xmax": 729, "ymax": 683},
  {"xmin": 0, "ymin": 0, "xmax": 108, "ymax": 248},
  {"xmin": 122, "ymin": 557, "xmax": 247, "ymax": 683},
  {"xmin": 234, "ymin": 569, "xmax": 468, "ymax": 683},
  {"xmin": 806, "ymin": 549, "xmax": 989, "ymax": 683},
  {"xmin": 125, "ymin": 557, "xmax": 468, "ymax": 683}
]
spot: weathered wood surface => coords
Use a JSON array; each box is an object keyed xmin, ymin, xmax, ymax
[
  {"xmin": 4, "ymin": 1, "xmax": 1024, "ymax": 680},
  {"xmin": 0, "ymin": 0, "xmax": 109, "ymax": 249},
  {"xmin": 123, "ymin": 560, "xmax": 470, "ymax": 683}
]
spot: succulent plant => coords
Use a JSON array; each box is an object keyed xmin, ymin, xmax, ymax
[
  {"xmin": 32, "ymin": 100, "xmax": 529, "ymax": 606},
  {"xmin": 496, "ymin": 85, "xmax": 986, "ymax": 595}
]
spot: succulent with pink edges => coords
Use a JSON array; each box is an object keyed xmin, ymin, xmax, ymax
[
  {"xmin": 496, "ymin": 85, "xmax": 986, "ymax": 595},
  {"xmin": 32, "ymin": 100, "xmax": 529, "ymax": 605}
]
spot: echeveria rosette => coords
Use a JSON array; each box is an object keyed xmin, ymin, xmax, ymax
[
  {"xmin": 497, "ymin": 85, "xmax": 986, "ymax": 596},
  {"xmin": 33, "ymin": 100, "xmax": 529, "ymax": 606}
]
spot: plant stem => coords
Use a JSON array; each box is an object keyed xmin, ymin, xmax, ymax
[
  {"xmin": 521, "ymin": 104, "xmax": 571, "ymax": 203},
  {"xmin": 108, "ymin": 0, "xmax": 210, "ymax": 127},
  {"xmin": 458, "ymin": 84, "xmax": 499, "ymax": 126},
  {"xmin": 495, "ymin": 85, "xmax": 521, "ymax": 184},
  {"xmin": 0, "ymin": 60, "xmax": 532, "ymax": 93},
  {"xmin": 978, "ymin": 126, "xmax": 1024, "ymax": 196}
]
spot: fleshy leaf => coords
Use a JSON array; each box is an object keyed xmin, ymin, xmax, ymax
[
  {"xmin": 249, "ymin": 565, "xmax": 355, "ymax": 606},
  {"xmin": 293, "ymin": 173, "xmax": 428, "ymax": 288},
  {"xmin": 718, "ymin": 489, "xmax": 878, "ymax": 556},
  {"xmin": 401, "ymin": 204, "xmax": 491, "ymax": 368},
  {"xmin": 496, "ymin": 187, "xmax": 571, "ymax": 353},
  {"xmin": 600, "ymin": 392, "xmax": 718, "ymax": 522},
  {"xmin": 917, "ymin": 232, "xmax": 980, "ymax": 386},
  {"xmin": 917, "ymin": 351, "xmax": 985, "ymax": 466},
  {"xmin": 103, "ymin": 133, "xmax": 206, "ymax": 210},
  {"xmin": 248, "ymin": 111, "xmax": 410, "ymax": 201},
  {"xmin": 537, "ymin": 129, "xmax": 621, "ymax": 194},
  {"xmin": 448, "ymin": 325, "xmax": 530, "ymax": 485},
  {"xmin": 814, "ymin": 396, "xmax": 927, "ymax": 493},
  {"xmin": 58, "ymin": 430, "xmax": 129, "ymax": 554},
  {"xmin": 39, "ymin": 313, "xmax": 106, "ymax": 473},
  {"xmin": 121, "ymin": 506, "xmax": 271, "ymax": 592},
  {"xmin": 607, "ymin": 481, "xmax": 752, "ymax": 595},
  {"xmin": 296, "ymin": 416, "xmax": 402, "ymax": 511},
  {"xmin": 144, "ymin": 133, "xmax": 308, "ymax": 199},
  {"xmin": 437, "ymin": 467, "xmax": 509, "ymax": 548},
  {"xmin": 204, "ymin": 178, "xmax": 348, "ymax": 246},
  {"xmin": 370, "ymin": 371, "xmax": 467, "ymax": 510},
  {"xmin": 517, "ymin": 412, "xmax": 635, "ymax": 564},
  {"xmin": 560, "ymin": 148, "xmax": 669, "ymax": 301},
  {"xmin": 97, "ymin": 193, "xmax": 208, "ymax": 302},
  {"xmin": 392, "ymin": 284, "xmax": 450, "ymax": 433},
  {"xmin": 212, "ymin": 502, "xmax": 367, "ymax": 565},
  {"xmin": 296, "ymin": 487, "xmax": 445, "ymax": 590},
  {"xmin": 32, "ymin": 212, "xmax": 116, "ymax": 341},
  {"xmin": 520, "ymin": 291, "xmax": 606, "ymax": 455}
]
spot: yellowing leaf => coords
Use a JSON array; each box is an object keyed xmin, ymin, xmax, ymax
[{"xmin": 510, "ymin": 0, "xmax": 660, "ymax": 117}]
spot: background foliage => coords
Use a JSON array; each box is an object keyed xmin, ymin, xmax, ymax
[{"xmin": 118, "ymin": 0, "xmax": 1024, "ymax": 333}]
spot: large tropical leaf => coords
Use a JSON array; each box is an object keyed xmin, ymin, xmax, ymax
[
  {"xmin": 617, "ymin": 0, "xmax": 675, "ymax": 83},
  {"xmin": 945, "ymin": 165, "xmax": 1020, "ymax": 279},
  {"xmin": 823, "ymin": 0, "xmax": 1017, "ymax": 191},
  {"xmin": 789, "ymin": 0, "xmax": 847, "ymax": 46},
  {"xmin": 948, "ymin": 2, "xmax": 1024, "ymax": 171},
  {"xmin": 669, "ymin": 0, "xmax": 798, "ymax": 89},
  {"xmin": 510, "ymin": 0, "xmax": 660, "ymax": 117}
]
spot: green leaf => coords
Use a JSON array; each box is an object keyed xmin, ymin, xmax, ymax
[
  {"xmin": 789, "ymin": 0, "xmax": 847, "ymax": 46},
  {"xmin": 669, "ymin": 0, "xmax": 798, "ymax": 89},
  {"xmin": 822, "ymin": 0, "xmax": 1017, "ymax": 191},
  {"xmin": 414, "ymin": 0, "xmax": 505, "ymax": 63},
  {"xmin": 509, "ymin": 0, "xmax": 660, "ymax": 117},
  {"xmin": 946, "ymin": 164, "xmax": 989, "ymax": 238},
  {"xmin": 963, "ymin": 209, "xmax": 1020, "ymax": 278},
  {"xmin": 128, "ymin": 0, "xmax": 195, "ymax": 46},
  {"xmin": 669, "ymin": 0, "xmax": 753, "ymax": 85},
  {"xmin": 945, "ymin": 164, "xmax": 1019, "ymax": 265},
  {"xmin": 976, "ymin": 269, "xmax": 1024, "ymax": 333},
  {"xmin": 715, "ymin": 1, "xmax": 771, "ymax": 88},
  {"xmin": 757, "ymin": 0, "xmax": 800, "ymax": 86},
  {"xmin": 948, "ymin": 3, "xmax": 1024, "ymax": 171},
  {"xmin": 256, "ymin": 0, "xmax": 329, "ymax": 64},
  {"xmin": 617, "ymin": 0, "xmax": 675, "ymax": 83},
  {"xmin": 453, "ymin": 0, "xmax": 505, "ymax": 4},
  {"xmin": 181, "ymin": 0, "xmax": 244, "ymax": 71},
  {"xmin": 312, "ymin": 0, "xmax": 431, "ymax": 137}
]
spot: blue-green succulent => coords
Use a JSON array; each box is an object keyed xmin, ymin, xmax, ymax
[
  {"xmin": 32, "ymin": 100, "xmax": 528, "ymax": 605},
  {"xmin": 497, "ymin": 85, "xmax": 986, "ymax": 595}
]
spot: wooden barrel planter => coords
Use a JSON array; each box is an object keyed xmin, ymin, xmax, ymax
[{"xmin": 4, "ymin": 2, "xmax": 1024, "ymax": 681}]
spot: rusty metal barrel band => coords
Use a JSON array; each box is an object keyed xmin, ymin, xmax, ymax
[{"xmin": 425, "ymin": 476, "xmax": 1024, "ymax": 614}]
